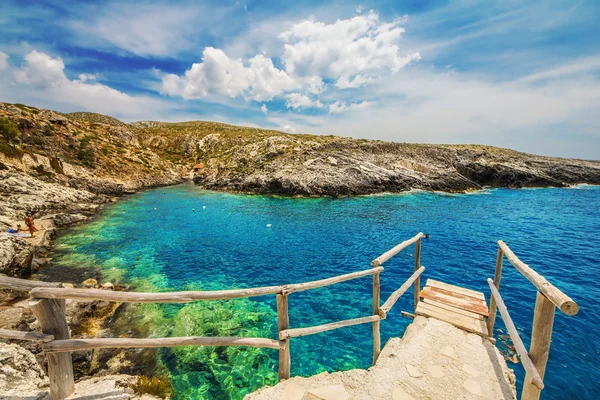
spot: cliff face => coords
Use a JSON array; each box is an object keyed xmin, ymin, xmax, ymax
[{"xmin": 2, "ymin": 102, "xmax": 599, "ymax": 201}]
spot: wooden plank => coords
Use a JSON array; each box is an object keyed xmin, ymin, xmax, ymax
[
  {"xmin": 371, "ymin": 233, "xmax": 424, "ymax": 266},
  {"xmin": 422, "ymin": 298, "xmax": 484, "ymax": 320},
  {"xmin": 426, "ymin": 279, "xmax": 485, "ymax": 300},
  {"xmin": 276, "ymin": 294, "xmax": 291, "ymax": 380},
  {"xmin": 413, "ymin": 239, "xmax": 422, "ymax": 313},
  {"xmin": 379, "ymin": 266, "xmax": 426, "ymax": 317},
  {"xmin": 282, "ymin": 267, "xmax": 383, "ymax": 295},
  {"xmin": 31, "ymin": 267, "xmax": 384, "ymax": 303},
  {"xmin": 487, "ymin": 279, "xmax": 544, "ymax": 390},
  {"xmin": 43, "ymin": 336, "xmax": 281, "ymax": 353},
  {"xmin": 498, "ymin": 241, "xmax": 578, "ymax": 316},
  {"xmin": 420, "ymin": 286, "xmax": 489, "ymax": 317},
  {"xmin": 0, "ymin": 328, "xmax": 54, "ymax": 342},
  {"xmin": 521, "ymin": 291, "xmax": 555, "ymax": 400},
  {"xmin": 487, "ymin": 247, "xmax": 504, "ymax": 336},
  {"xmin": 372, "ymin": 271, "xmax": 381, "ymax": 364},
  {"xmin": 416, "ymin": 302, "xmax": 488, "ymax": 336},
  {"xmin": 0, "ymin": 275, "xmax": 62, "ymax": 292},
  {"xmin": 29, "ymin": 299, "xmax": 75, "ymax": 399},
  {"xmin": 279, "ymin": 315, "xmax": 380, "ymax": 340}
]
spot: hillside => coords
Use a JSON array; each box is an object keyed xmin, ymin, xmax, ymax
[{"xmin": 1, "ymin": 101, "xmax": 600, "ymax": 201}]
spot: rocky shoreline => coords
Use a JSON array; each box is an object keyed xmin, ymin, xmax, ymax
[{"xmin": 1, "ymin": 101, "xmax": 600, "ymax": 398}]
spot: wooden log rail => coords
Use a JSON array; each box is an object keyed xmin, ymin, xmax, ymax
[
  {"xmin": 379, "ymin": 266, "xmax": 425, "ymax": 318},
  {"xmin": 0, "ymin": 233, "xmax": 426, "ymax": 400},
  {"xmin": 371, "ymin": 232, "xmax": 424, "ymax": 362},
  {"xmin": 487, "ymin": 279, "xmax": 544, "ymax": 390},
  {"xmin": 488, "ymin": 241, "xmax": 580, "ymax": 400}
]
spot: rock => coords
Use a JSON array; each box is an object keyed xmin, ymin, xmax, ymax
[
  {"xmin": 461, "ymin": 364, "xmax": 481, "ymax": 378},
  {"xmin": 392, "ymin": 387, "xmax": 416, "ymax": 400},
  {"xmin": 0, "ymin": 342, "xmax": 49, "ymax": 399},
  {"xmin": 427, "ymin": 364, "xmax": 445, "ymax": 378},
  {"xmin": 63, "ymin": 283, "xmax": 75, "ymax": 288},
  {"xmin": 304, "ymin": 385, "xmax": 350, "ymax": 400},
  {"xmin": 100, "ymin": 282, "xmax": 115, "ymax": 290},
  {"xmin": 0, "ymin": 236, "xmax": 33, "ymax": 276},
  {"xmin": 405, "ymin": 364, "xmax": 423, "ymax": 378},
  {"xmin": 441, "ymin": 345, "xmax": 459, "ymax": 360},
  {"xmin": 282, "ymin": 382, "xmax": 307, "ymax": 400},
  {"xmin": 463, "ymin": 379, "xmax": 483, "ymax": 397},
  {"xmin": 82, "ymin": 278, "xmax": 98, "ymax": 288}
]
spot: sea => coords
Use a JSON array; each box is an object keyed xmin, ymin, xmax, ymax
[{"xmin": 38, "ymin": 183, "xmax": 600, "ymax": 399}]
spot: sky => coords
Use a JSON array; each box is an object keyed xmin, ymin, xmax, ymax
[{"xmin": 0, "ymin": 0, "xmax": 599, "ymax": 159}]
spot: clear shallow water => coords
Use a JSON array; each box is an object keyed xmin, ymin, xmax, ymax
[{"xmin": 43, "ymin": 184, "xmax": 600, "ymax": 399}]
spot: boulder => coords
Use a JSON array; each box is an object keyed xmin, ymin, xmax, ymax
[{"xmin": 0, "ymin": 342, "xmax": 49, "ymax": 399}]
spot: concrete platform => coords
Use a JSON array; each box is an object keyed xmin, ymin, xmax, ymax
[{"xmin": 246, "ymin": 316, "xmax": 516, "ymax": 400}]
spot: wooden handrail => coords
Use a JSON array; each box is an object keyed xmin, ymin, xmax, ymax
[
  {"xmin": 379, "ymin": 266, "xmax": 426, "ymax": 317},
  {"xmin": 43, "ymin": 336, "xmax": 281, "ymax": 353},
  {"xmin": 279, "ymin": 315, "xmax": 380, "ymax": 340},
  {"xmin": 0, "ymin": 328, "xmax": 54, "ymax": 342},
  {"xmin": 371, "ymin": 233, "xmax": 424, "ymax": 266},
  {"xmin": 30, "ymin": 267, "xmax": 384, "ymax": 303},
  {"xmin": 497, "ymin": 241, "xmax": 579, "ymax": 316},
  {"xmin": 31, "ymin": 285, "xmax": 282, "ymax": 303},
  {"xmin": 281, "ymin": 267, "xmax": 384, "ymax": 295},
  {"xmin": 487, "ymin": 279, "xmax": 544, "ymax": 390},
  {"xmin": 0, "ymin": 275, "xmax": 63, "ymax": 291}
]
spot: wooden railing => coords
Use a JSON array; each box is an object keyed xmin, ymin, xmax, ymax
[
  {"xmin": 0, "ymin": 233, "xmax": 425, "ymax": 400},
  {"xmin": 487, "ymin": 241, "xmax": 579, "ymax": 400}
]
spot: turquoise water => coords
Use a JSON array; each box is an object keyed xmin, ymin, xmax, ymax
[{"xmin": 43, "ymin": 183, "xmax": 600, "ymax": 399}]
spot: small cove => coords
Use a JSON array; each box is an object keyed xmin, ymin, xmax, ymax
[{"xmin": 39, "ymin": 183, "xmax": 600, "ymax": 399}]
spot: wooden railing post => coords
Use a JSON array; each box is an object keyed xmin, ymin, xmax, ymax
[
  {"xmin": 276, "ymin": 294, "xmax": 290, "ymax": 380},
  {"xmin": 521, "ymin": 292, "xmax": 556, "ymax": 400},
  {"xmin": 29, "ymin": 298, "xmax": 74, "ymax": 400},
  {"xmin": 487, "ymin": 247, "xmax": 504, "ymax": 336},
  {"xmin": 413, "ymin": 238, "xmax": 421, "ymax": 313},
  {"xmin": 372, "ymin": 267, "xmax": 381, "ymax": 364}
]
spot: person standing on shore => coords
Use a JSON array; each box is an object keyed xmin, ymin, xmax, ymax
[{"xmin": 25, "ymin": 214, "xmax": 38, "ymax": 238}]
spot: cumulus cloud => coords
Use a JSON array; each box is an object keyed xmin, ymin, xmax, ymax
[
  {"xmin": 285, "ymin": 93, "xmax": 324, "ymax": 110},
  {"xmin": 11, "ymin": 50, "xmax": 162, "ymax": 118},
  {"xmin": 0, "ymin": 52, "xmax": 8, "ymax": 70},
  {"xmin": 261, "ymin": 104, "xmax": 268, "ymax": 113},
  {"xmin": 161, "ymin": 47, "xmax": 297, "ymax": 101},
  {"xmin": 329, "ymin": 100, "xmax": 374, "ymax": 114},
  {"xmin": 279, "ymin": 11, "xmax": 420, "ymax": 88},
  {"xmin": 280, "ymin": 124, "xmax": 296, "ymax": 133},
  {"xmin": 160, "ymin": 12, "xmax": 417, "ymax": 105}
]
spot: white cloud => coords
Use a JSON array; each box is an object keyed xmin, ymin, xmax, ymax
[
  {"xmin": 279, "ymin": 11, "xmax": 420, "ymax": 87},
  {"xmin": 70, "ymin": 4, "xmax": 212, "ymax": 57},
  {"xmin": 160, "ymin": 12, "xmax": 417, "ymax": 103},
  {"xmin": 0, "ymin": 51, "xmax": 8, "ymax": 70},
  {"xmin": 261, "ymin": 104, "xmax": 268, "ymax": 114},
  {"xmin": 161, "ymin": 47, "xmax": 297, "ymax": 101},
  {"xmin": 285, "ymin": 93, "xmax": 324, "ymax": 110},
  {"xmin": 328, "ymin": 100, "xmax": 374, "ymax": 114},
  {"xmin": 280, "ymin": 124, "xmax": 296, "ymax": 133},
  {"xmin": 10, "ymin": 50, "xmax": 162, "ymax": 118},
  {"xmin": 14, "ymin": 50, "xmax": 67, "ymax": 87}
]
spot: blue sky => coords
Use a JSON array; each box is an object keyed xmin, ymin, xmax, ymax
[{"xmin": 1, "ymin": 0, "xmax": 599, "ymax": 159}]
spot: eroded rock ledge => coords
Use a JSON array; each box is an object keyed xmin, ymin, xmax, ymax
[{"xmin": 246, "ymin": 317, "xmax": 516, "ymax": 400}]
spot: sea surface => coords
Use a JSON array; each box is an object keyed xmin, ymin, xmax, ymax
[{"xmin": 41, "ymin": 183, "xmax": 600, "ymax": 399}]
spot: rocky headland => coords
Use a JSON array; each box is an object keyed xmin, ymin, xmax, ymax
[{"xmin": 0, "ymin": 101, "xmax": 599, "ymax": 398}]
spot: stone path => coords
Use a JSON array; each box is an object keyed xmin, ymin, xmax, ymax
[{"xmin": 246, "ymin": 316, "xmax": 516, "ymax": 400}]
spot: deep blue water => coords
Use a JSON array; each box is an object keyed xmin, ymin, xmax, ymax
[{"xmin": 45, "ymin": 184, "xmax": 600, "ymax": 399}]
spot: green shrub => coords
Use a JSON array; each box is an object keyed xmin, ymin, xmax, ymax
[
  {"xmin": 0, "ymin": 117, "xmax": 20, "ymax": 141},
  {"xmin": 132, "ymin": 376, "xmax": 172, "ymax": 399},
  {"xmin": 0, "ymin": 140, "xmax": 24, "ymax": 158},
  {"xmin": 77, "ymin": 135, "xmax": 96, "ymax": 167},
  {"xmin": 44, "ymin": 124, "xmax": 54, "ymax": 136}
]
